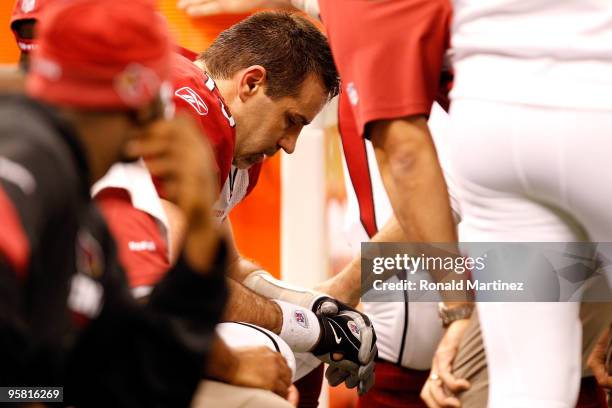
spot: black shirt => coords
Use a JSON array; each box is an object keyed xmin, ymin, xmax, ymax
[{"xmin": 0, "ymin": 94, "xmax": 227, "ymax": 407}]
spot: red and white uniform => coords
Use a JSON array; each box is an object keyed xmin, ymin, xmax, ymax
[
  {"xmin": 93, "ymin": 160, "xmax": 171, "ymax": 296},
  {"xmin": 95, "ymin": 53, "xmax": 262, "ymax": 290},
  {"xmin": 92, "ymin": 162, "xmax": 298, "ymax": 379},
  {"xmin": 91, "ymin": 53, "xmax": 302, "ymax": 378},
  {"xmin": 168, "ymin": 54, "xmax": 261, "ymax": 224},
  {"xmin": 318, "ymin": 0, "xmax": 454, "ymax": 405}
]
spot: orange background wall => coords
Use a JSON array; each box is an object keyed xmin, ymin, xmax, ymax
[
  {"xmin": 0, "ymin": 0, "xmax": 281, "ymax": 278},
  {"xmin": 1, "ymin": 1, "xmax": 19, "ymax": 64}
]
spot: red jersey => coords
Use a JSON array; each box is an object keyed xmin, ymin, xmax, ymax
[
  {"xmin": 319, "ymin": 0, "xmax": 452, "ymax": 237},
  {"xmin": 170, "ymin": 54, "xmax": 261, "ymax": 223},
  {"xmin": 94, "ymin": 54, "xmax": 263, "ymax": 290}
]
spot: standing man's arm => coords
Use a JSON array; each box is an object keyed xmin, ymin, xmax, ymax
[
  {"xmin": 317, "ymin": 215, "xmax": 404, "ymax": 308},
  {"xmin": 370, "ymin": 116, "xmax": 456, "ymax": 242},
  {"xmin": 588, "ymin": 324, "xmax": 612, "ymax": 391}
]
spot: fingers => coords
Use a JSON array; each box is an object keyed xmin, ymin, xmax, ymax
[
  {"xmin": 325, "ymin": 365, "xmax": 350, "ymax": 386},
  {"xmin": 436, "ymin": 352, "xmax": 470, "ymax": 393},
  {"xmin": 428, "ymin": 353, "xmax": 463, "ymax": 408},
  {"xmin": 438, "ymin": 369, "xmax": 470, "ymax": 394},
  {"xmin": 420, "ymin": 381, "xmax": 442, "ymax": 408},
  {"xmin": 358, "ymin": 324, "xmax": 374, "ymax": 364},
  {"xmin": 425, "ymin": 376, "xmax": 462, "ymax": 408},
  {"xmin": 587, "ymin": 328, "xmax": 612, "ymax": 389},
  {"xmin": 345, "ymin": 373, "xmax": 359, "ymax": 389},
  {"xmin": 271, "ymin": 351, "xmax": 292, "ymax": 398},
  {"xmin": 319, "ymin": 300, "xmax": 339, "ymax": 316},
  {"xmin": 358, "ymin": 370, "xmax": 375, "ymax": 395},
  {"xmin": 286, "ymin": 385, "xmax": 300, "ymax": 407},
  {"xmin": 355, "ymin": 358, "xmax": 375, "ymax": 395},
  {"xmin": 276, "ymin": 353, "xmax": 292, "ymax": 389},
  {"xmin": 358, "ymin": 359, "xmax": 375, "ymax": 382},
  {"xmin": 273, "ymin": 380, "xmax": 289, "ymax": 399},
  {"xmin": 124, "ymin": 134, "xmax": 172, "ymax": 162},
  {"xmin": 590, "ymin": 356, "xmax": 612, "ymax": 389}
]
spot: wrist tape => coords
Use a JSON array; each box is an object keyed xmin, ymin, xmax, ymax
[
  {"xmin": 243, "ymin": 270, "xmax": 324, "ymax": 309},
  {"xmin": 274, "ymin": 300, "xmax": 321, "ymax": 352}
]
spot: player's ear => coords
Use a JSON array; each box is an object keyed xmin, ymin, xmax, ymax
[{"xmin": 237, "ymin": 65, "xmax": 266, "ymax": 101}]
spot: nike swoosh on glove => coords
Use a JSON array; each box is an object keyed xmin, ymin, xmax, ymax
[{"xmin": 310, "ymin": 297, "xmax": 377, "ymax": 395}]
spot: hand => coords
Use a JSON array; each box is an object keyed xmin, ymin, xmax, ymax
[
  {"xmin": 176, "ymin": 0, "xmax": 291, "ymax": 17},
  {"xmin": 310, "ymin": 297, "xmax": 377, "ymax": 395},
  {"xmin": 587, "ymin": 325, "xmax": 612, "ymax": 391},
  {"xmin": 287, "ymin": 384, "xmax": 299, "ymax": 407},
  {"xmin": 124, "ymin": 115, "xmax": 218, "ymax": 271},
  {"xmin": 229, "ymin": 346, "xmax": 293, "ymax": 398},
  {"xmin": 315, "ymin": 275, "xmax": 359, "ymax": 308},
  {"xmin": 421, "ymin": 319, "xmax": 471, "ymax": 408}
]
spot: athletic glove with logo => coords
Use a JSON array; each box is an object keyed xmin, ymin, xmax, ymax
[{"xmin": 310, "ymin": 297, "xmax": 377, "ymax": 395}]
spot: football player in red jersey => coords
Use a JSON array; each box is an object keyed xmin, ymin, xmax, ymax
[{"xmin": 94, "ymin": 11, "xmax": 378, "ymax": 400}]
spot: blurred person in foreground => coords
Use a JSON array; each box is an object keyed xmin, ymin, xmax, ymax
[{"xmin": 0, "ymin": 0, "xmax": 228, "ymax": 405}]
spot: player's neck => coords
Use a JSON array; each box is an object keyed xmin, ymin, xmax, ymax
[{"xmin": 194, "ymin": 59, "xmax": 233, "ymax": 105}]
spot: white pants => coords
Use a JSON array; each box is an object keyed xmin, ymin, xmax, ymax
[
  {"xmin": 449, "ymin": 99, "xmax": 612, "ymax": 407},
  {"xmin": 217, "ymin": 322, "xmax": 321, "ymax": 382}
]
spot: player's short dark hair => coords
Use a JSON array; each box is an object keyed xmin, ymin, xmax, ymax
[{"xmin": 201, "ymin": 11, "xmax": 340, "ymax": 101}]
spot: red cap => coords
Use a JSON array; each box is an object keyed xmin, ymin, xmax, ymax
[
  {"xmin": 10, "ymin": 0, "xmax": 49, "ymax": 53},
  {"xmin": 26, "ymin": 0, "xmax": 173, "ymax": 110}
]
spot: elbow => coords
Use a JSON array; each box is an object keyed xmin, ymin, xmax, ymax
[
  {"xmin": 370, "ymin": 116, "xmax": 434, "ymax": 177},
  {"xmin": 387, "ymin": 143, "xmax": 427, "ymax": 176}
]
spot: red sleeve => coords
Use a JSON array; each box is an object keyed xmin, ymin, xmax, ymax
[
  {"xmin": 170, "ymin": 55, "xmax": 236, "ymax": 190},
  {"xmin": 95, "ymin": 188, "xmax": 170, "ymax": 289},
  {"xmin": 319, "ymin": 0, "xmax": 451, "ymax": 137},
  {"xmin": 172, "ymin": 91, "xmax": 230, "ymax": 188},
  {"xmin": 0, "ymin": 186, "xmax": 30, "ymax": 278}
]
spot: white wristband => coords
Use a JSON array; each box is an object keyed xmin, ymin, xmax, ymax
[{"xmin": 274, "ymin": 300, "xmax": 321, "ymax": 352}]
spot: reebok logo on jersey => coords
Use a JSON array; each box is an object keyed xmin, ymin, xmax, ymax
[
  {"xmin": 294, "ymin": 310, "xmax": 309, "ymax": 329},
  {"xmin": 128, "ymin": 240, "xmax": 157, "ymax": 252},
  {"xmin": 175, "ymin": 86, "xmax": 208, "ymax": 116}
]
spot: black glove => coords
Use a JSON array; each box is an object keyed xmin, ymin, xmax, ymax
[{"xmin": 310, "ymin": 297, "xmax": 377, "ymax": 394}]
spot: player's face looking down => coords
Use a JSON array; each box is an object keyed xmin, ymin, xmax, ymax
[
  {"xmin": 231, "ymin": 67, "xmax": 328, "ymax": 169},
  {"xmin": 200, "ymin": 12, "xmax": 339, "ymax": 168}
]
